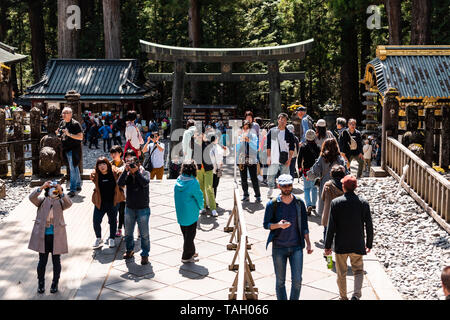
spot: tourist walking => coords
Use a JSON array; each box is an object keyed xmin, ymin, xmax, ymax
[
  {"xmin": 182, "ymin": 119, "xmax": 197, "ymax": 161},
  {"xmin": 324, "ymin": 175, "xmax": 373, "ymax": 300},
  {"xmin": 295, "ymin": 105, "xmax": 314, "ymax": 146},
  {"xmin": 333, "ymin": 117, "xmax": 346, "ymax": 142},
  {"xmin": 263, "ymin": 174, "xmax": 313, "ymax": 300},
  {"xmin": 237, "ymin": 120, "xmax": 261, "ymax": 202},
  {"xmin": 143, "ymin": 131, "xmax": 165, "ymax": 180},
  {"xmin": 112, "ymin": 116, "xmax": 122, "ymax": 146},
  {"xmin": 90, "ymin": 157, "xmax": 125, "ymax": 249},
  {"xmin": 194, "ymin": 130, "xmax": 218, "ymax": 217},
  {"xmin": 210, "ymin": 134, "xmax": 227, "ymax": 202},
  {"xmin": 297, "ymin": 129, "xmax": 321, "ymax": 214},
  {"xmin": 109, "ymin": 145, "xmax": 126, "ymax": 237},
  {"xmin": 362, "ymin": 139, "xmax": 373, "ymax": 175},
  {"xmin": 314, "ymin": 119, "xmax": 335, "ymax": 150},
  {"xmin": 287, "ymin": 124, "xmax": 300, "ymax": 179},
  {"xmin": 306, "ymin": 138, "xmax": 348, "ymax": 220},
  {"xmin": 89, "ymin": 121, "xmax": 100, "ymax": 149},
  {"xmin": 57, "ymin": 107, "xmax": 83, "ymax": 197},
  {"xmin": 266, "ymin": 113, "xmax": 296, "ymax": 198},
  {"xmin": 174, "ymin": 160, "xmax": 204, "ymax": 263},
  {"xmin": 29, "ymin": 181, "xmax": 72, "ymax": 294},
  {"xmin": 125, "ymin": 110, "xmax": 144, "ymax": 162},
  {"xmin": 118, "ymin": 156, "xmax": 151, "ymax": 265},
  {"xmin": 99, "ymin": 121, "xmax": 113, "ymax": 153},
  {"xmin": 321, "ymin": 164, "xmax": 345, "ymax": 243},
  {"xmin": 340, "ymin": 118, "xmax": 364, "ymax": 178}
]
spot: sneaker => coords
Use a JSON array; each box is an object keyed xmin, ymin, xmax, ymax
[
  {"xmin": 211, "ymin": 210, "xmax": 218, "ymax": 217},
  {"xmin": 141, "ymin": 256, "xmax": 149, "ymax": 265},
  {"xmin": 242, "ymin": 196, "xmax": 249, "ymax": 202},
  {"xmin": 93, "ymin": 238, "xmax": 103, "ymax": 248},
  {"xmin": 193, "ymin": 253, "xmax": 198, "ymax": 258},
  {"xmin": 123, "ymin": 250, "xmax": 134, "ymax": 259},
  {"xmin": 115, "ymin": 229, "xmax": 122, "ymax": 237},
  {"xmin": 255, "ymin": 197, "xmax": 262, "ymax": 203},
  {"xmin": 108, "ymin": 238, "xmax": 115, "ymax": 248},
  {"xmin": 267, "ymin": 188, "xmax": 273, "ymax": 198},
  {"xmin": 181, "ymin": 256, "xmax": 199, "ymax": 263},
  {"xmin": 351, "ymin": 296, "xmax": 359, "ymax": 300},
  {"xmin": 76, "ymin": 186, "xmax": 82, "ymax": 191},
  {"xmin": 68, "ymin": 191, "xmax": 76, "ymax": 198},
  {"xmin": 307, "ymin": 206, "xmax": 313, "ymax": 215},
  {"xmin": 257, "ymin": 175, "xmax": 263, "ymax": 182},
  {"xmin": 200, "ymin": 209, "xmax": 207, "ymax": 215}
]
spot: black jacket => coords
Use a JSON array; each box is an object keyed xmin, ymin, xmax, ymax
[
  {"xmin": 325, "ymin": 192, "xmax": 373, "ymax": 255},
  {"xmin": 340, "ymin": 128, "xmax": 363, "ymax": 157},
  {"xmin": 297, "ymin": 141, "xmax": 320, "ymax": 171},
  {"xmin": 117, "ymin": 167, "xmax": 150, "ymax": 209}
]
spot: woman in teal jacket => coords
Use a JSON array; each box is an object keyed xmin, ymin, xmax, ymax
[{"xmin": 174, "ymin": 160, "xmax": 204, "ymax": 263}]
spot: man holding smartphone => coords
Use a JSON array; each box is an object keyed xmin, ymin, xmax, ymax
[
  {"xmin": 117, "ymin": 155, "xmax": 151, "ymax": 265},
  {"xmin": 263, "ymin": 174, "xmax": 313, "ymax": 300}
]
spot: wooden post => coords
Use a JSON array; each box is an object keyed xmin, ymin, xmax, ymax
[
  {"xmin": 12, "ymin": 107, "xmax": 24, "ymax": 177},
  {"xmin": 381, "ymin": 88, "xmax": 399, "ymax": 170},
  {"xmin": 169, "ymin": 59, "xmax": 185, "ymax": 162},
  {"xmin": 424, "ymin": 106, "xmax": 435, "ymax": 166},
  {"xmin": 268, "ymin": 60, "xmax": 281, "ymax": 122},
  {"xmin": 0, "ymin": 108, "xmax": 7, "ymax": 175},
  {"xmin": 439, "ymin": 104, "xmax": 449, "ymax": 170},
  {"xmin": 30, "ymin": 105, "xmax": 41, "ymax": 175},
  {"xmin": 65, "ymin": 90, "xmax": 83, "ymax": 175}
]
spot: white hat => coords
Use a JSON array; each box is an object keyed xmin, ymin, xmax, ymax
[
  {"xmin": 277, "ymin": 174, "xmax": 293, "ymax": 186},
  {"xmin": 316, "ymin": 119, "xmax": 326, "ymax": 127},
  {"xmin": 305, "ymin": 129, "xmax": 316, "ymax": 141},
  {"xmin": 286, "ymin": 124, "xmax": 294, "ymax": 132}
]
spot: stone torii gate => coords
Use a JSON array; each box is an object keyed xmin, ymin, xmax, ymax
[{"xmin": 140, "ymin": 39, "xmax": 314, "ymax": 132}]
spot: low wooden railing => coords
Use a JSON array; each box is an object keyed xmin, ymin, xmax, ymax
[
  {"xmin": 385, "ymin": 136, "xmax": 450, "ymax": 233},
  {"xmin": 224, "ymin": 184, "xmax": 258, "ymax": 300}
]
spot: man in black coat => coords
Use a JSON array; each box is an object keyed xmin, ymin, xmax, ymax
[
  {"xmin": 324, "ymin": 175, "xmax": 373, "ymax": 300},
  {"xmin": 339, "ymin": 118, "xmax": 364, "ymax": 178}
]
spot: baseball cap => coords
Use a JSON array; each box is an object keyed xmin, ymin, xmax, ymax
[
  {"xmin": 341, "ymin": 175, "xmax": 357, "ymax": 190},
  {"xmin": 305, "ymin": 129, "xmax": 316, "ymax": 141},
  {"xmin": 316, "ymin": 119, "xmax": 326, "ymax": 127},
  {"xmin": 296, "ymin": 106, "xmax": 306, "ymax": 112},
  {"xmin": 277, "ymin": 174, "xmax": 293, "ymax": 186}
]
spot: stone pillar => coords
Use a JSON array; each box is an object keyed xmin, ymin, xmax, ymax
[
  {"xmin": 381, "ymin": 88, "xmax": 399, "ymax": 170},
  {"xmin": 65, "ymin": 90, "xmax": 83, "ymax": 174},
  {"xmin": 439, "ymin": 105, "xmax": 449, "ymax": 170},
  {"xmin": 30, "ymin": 105, "xmax": 41, "ymax": 175},
  {"xmin": 424, "ymin": 106, "xmax": 435, "ymax": 166},
  {"xmin": 268, "ymin": 60, "xmax": 281, "ymax": 122},
  {"xmin": 170, "ymin": 59, "xmax": 186, "ymax": 162},
  {"xmin": 12, "ymin": 107, "xmax": 25, "ymax": 177},
  {"xmin": 0, "ymin": 108, "xmax": 7, "ymax": 176}
]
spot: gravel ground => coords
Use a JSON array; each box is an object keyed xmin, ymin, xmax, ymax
[
  {"xmin": 357, "ymin": 177, "xmax": 450, "ymax": 300},
  {"xmin": 0, "ymin": 177, "xmax": 33, "ymax": 221}
]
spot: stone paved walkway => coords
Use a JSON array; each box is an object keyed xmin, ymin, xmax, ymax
[{"xmin": 0, "ymin": 162, "xmax": 402, "ymax": 300}]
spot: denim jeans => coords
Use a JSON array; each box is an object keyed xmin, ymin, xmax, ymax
[
  {"xmin": 302, "ymin": 176, "xmax": 317, "ymax": 207},
  {"xmin": 66, "ymin": 150, "xmax": 81, "ymax": 192},
  {"xmin": 272, "ymin": 246, "xmax": 304, "ymax": 300},
  {"xmin": 267, "ymin": 163, "xmax": 290, "ymax": 189},
  {"xmin": 93, "ymin": 203, "xmax": 118, "ymax": 239},
  {"xmin": 124, "ymin": 207, "xmax": 150, "ymax": 257}
]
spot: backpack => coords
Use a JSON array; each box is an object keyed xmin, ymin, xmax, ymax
[
  {"xmin": 305, "ymin": 115, "xmax": 314, "ymax": 131},
  {"xmin": 345, "ymin": 129, "xmax": 358, "ymax": 151}
]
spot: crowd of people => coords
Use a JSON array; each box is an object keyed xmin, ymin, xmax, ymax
[{"xmin": 27, "ymin": 105, "xmax": 447, "ymax": 301}]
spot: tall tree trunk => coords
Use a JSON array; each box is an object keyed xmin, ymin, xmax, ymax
[
  {"xmin": 386, "ymin": 0, "xmax": 402, "ymax": 44},
  {"xmin": 0, "ymin": 0, "xmax": 10, "ymax": 42},
  {"xmin": 103, "ymin": 0, "xmax": 121, "ymax": 59},
  {"xmin": 411, "ymin": 0, "xmax": 431, "ymax": 44},
  {"xmin": 340, "ymin": 18, "xmax": 360, "ymax": 122},
  {"xmin": 188, "ymin": 0, "xmax": 201, "ymax": 103},
  {"xmin": 28, "ymin": 0, "xmax": 47, "ymax": 82},
  {"xmin": 58, "ymin": 0, "xmax": 79, "ymax": 58}
]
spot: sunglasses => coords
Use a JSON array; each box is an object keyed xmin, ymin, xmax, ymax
[{"xmin": 280, "ymin": 184, "xmax": 293, "ymax": 188}]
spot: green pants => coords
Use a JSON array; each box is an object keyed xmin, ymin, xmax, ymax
[{"xmin": 197, "ymin": 168, "xmax": 216, "ymax": 210}]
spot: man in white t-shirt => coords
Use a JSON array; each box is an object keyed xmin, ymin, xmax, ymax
[
  {"xmin": 143, "ymin": 131, "xmax": 165, "ymax": 180},
  {"xmin": 266, "ymin": 113, "xmax": 296, "ymax": 198}
]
